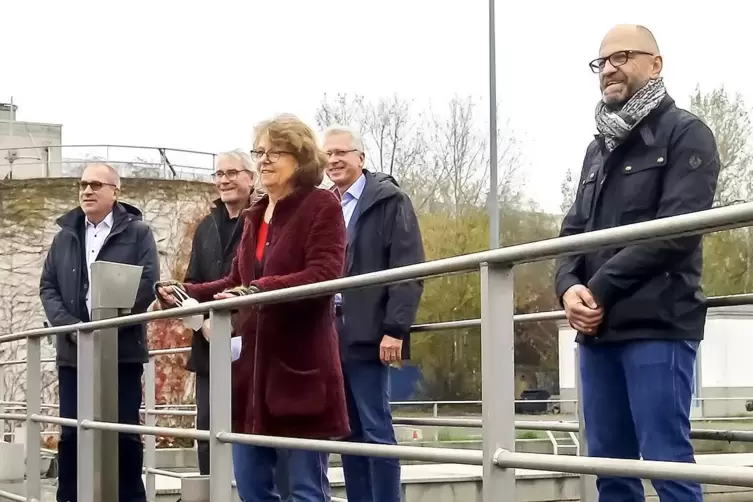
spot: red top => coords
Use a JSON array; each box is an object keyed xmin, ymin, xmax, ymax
[{"xmin": 256, "ymin": 220, "xmax": 268, "ymax": 261}]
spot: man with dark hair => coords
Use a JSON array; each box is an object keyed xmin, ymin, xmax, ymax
[
  {"xmin": 555, "ymin": 25, "xmax": 720, "ymax": 501},
  {"xmin": 40, "ymin": 163, "xmax": 159, "ymax": 502}
]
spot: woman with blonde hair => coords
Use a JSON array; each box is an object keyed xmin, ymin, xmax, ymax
[{"xmin": 158, "ymin": 114, "xmax": 349, "ymax": 500}]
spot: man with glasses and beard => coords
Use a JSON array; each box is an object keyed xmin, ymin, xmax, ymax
[
  {"xmin": 555, "ymin": 25, "xmax": 720, "ymax": 501},
  {"xmin": 40, "ymin": 162, "xmax": 159, "ymax": 502}
]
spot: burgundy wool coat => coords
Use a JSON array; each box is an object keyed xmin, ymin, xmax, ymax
[{"xmin": 183, "ymin": 186, "xmax": 350, "ymax": 440}]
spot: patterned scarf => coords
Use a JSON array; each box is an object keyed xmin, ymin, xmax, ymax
[{"xmin": 595, "ymin": 77, "xmax": 667, "ymax": 151}]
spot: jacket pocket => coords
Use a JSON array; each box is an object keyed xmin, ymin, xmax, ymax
[
  {"xmin": 619, "ymin": 148, "xmax": 667, "ymax": 212},
  {"xmin": 265, "ymin": 358, "xmax": 327, "ymax": 418}
]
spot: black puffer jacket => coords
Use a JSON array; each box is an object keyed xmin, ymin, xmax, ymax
[{"xmin": 40, "ymin": 202, "xmax": 160, "ymax": 367}]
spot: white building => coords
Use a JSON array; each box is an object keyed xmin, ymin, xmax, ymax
[
  {"xmin": 0, "ymin": 102, "xmax": 63, "ymax": 179},
  {"xmin": 558, "ymin": 305, "xmax": 753, "ymax": 418}
]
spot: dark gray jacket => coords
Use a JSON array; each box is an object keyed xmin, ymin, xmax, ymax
[
  {"xmin": 183, "ymin": 198, "xmax": 247, "ymax": 375},
  {"xmin": 555, "ymin": 96, "xmax": 721, "ymax": 344},
  {"xmin": 40, "ymin": 202, "xmax": 160, "ymax": 367},
  {"xmin": 337, "ymin": 170, "xmax": 425, "ymax": 361}
]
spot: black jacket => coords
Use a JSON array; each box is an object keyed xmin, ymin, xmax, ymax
[
  {"xmin": 183, "ymin": 198, "xmax": 248, "ymax": 375},
  {"xmin": 40, "ymin": 202, "xmax": 160, "ymax": 367},
  {"xmin": 337, "ymin": 170, "xmax": 425, "ymax": 361},
  {"xmin": 555, "ymin": 96, "xmax": 721, "ymax": 344}
]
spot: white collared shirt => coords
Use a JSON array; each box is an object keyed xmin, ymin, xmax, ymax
[{"xmin": 85, "ymin": 212, "xmax": 114, "ymax": 314}]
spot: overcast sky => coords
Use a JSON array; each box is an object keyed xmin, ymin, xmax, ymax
[{"xmin": 4, "ymin": 0, "xmax": 752, "ymax": 213}]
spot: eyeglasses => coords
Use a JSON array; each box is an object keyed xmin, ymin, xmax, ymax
[
  {"xmin": 78, "ymin": 181, "xmax": 118, "ymax": 191},
  {"xmin": 589, "ymin": 50, "xmax": 654, "ymax": 73},
  {"xmin": 250, "ymin": 149, "xmax": 291, "ymax": 163},
  {"xmin": 325, "ymin": 149, "xmax": 358, "ymax": 158},
  {"xmin": 213, "ymin": 169, "xmax": 249, "ymax": 181}
]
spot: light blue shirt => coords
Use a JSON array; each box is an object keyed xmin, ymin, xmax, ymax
[
  {"xmin": 340, "ymin": 173, "xmax": 366, "ymax": 229},
  {"xmin": 335, "ymin": 174, "xmax": 366, "ymax": 306}
]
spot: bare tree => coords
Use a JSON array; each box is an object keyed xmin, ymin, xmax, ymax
[
  {"xmin": 559, "ymin": 168, "xmax": 576, "ymax": 215},
  {"xmin": 690, "ymin": 86, "xmax": 753, "ymax": 206}
]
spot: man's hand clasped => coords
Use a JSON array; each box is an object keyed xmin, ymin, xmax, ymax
[
  {"xmin": 563, "ymin": 284, "xmax": 603, "ymax": 336},
  {"xmin": 380, "ymin": 334, "xmax": 403, "ymax": 366}
]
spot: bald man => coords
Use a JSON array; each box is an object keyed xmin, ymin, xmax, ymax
[{"xmin": 555, "ymin": 25, "xmax": 720, "ymax": 501}]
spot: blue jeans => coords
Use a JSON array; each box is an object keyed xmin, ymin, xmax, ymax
[
  {"xmin": 232, "ymin": 444, "xmax": 329, "ymax": 502},
  {"xmin": 341, "ymin": 360, "xmax": 401, "ymax": 502},
  {"xmin": 580, "ymin": 339, "xmax": 702, "ymax": 502}
]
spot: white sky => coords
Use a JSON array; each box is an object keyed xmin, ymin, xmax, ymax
[{"xmin": 4, "ymin": 0, "xmax": 752, "ymax": 213}]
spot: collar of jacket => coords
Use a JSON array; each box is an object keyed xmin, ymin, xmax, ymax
[
  {"xmin": 594, "ymin": 94, "xmax": 676, "ymax": 151},
  {"xmin": 243, "ymin": 185, "xmax": 318, "ymax": 227},
  {"xmin": 56, "ymin": 201, "xmax": 142, "ymax": 232},
  {"xmin": 210, "ymin": 189, "xmax": 260, "ymax": 221}
]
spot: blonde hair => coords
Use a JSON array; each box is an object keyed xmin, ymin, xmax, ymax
[{"xmin": 253, "ymin": 114, "xmax": 328, "ymax": 188}]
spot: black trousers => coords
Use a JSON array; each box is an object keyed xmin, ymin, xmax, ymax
[
  {"xmin": 57, "ymin": 363, "xmax": 146, "ymax": 502},
  {"xmin": 195, "ymin": 372, "xmax": 292, "ymax": 499}
]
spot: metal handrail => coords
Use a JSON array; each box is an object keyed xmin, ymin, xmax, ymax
[
  {"xmin": 0, "ymin": 144, "xmax": 217, "ymax": 157},
  {"xmin": 3, "ymin": 201, "xmax": 753, "ymax": 344},
  {"xmin": 3, "ymin": 201, "xmax": 753, "ymax": 500}
]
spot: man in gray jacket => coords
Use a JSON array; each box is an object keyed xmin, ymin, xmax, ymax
[{"xmin": 323, "ymin": 125, "xmax": 425, "ymax": 502}]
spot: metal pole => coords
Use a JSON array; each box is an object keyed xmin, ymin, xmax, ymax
[
  {"xmin": 145, "ymin": 358, "xmax": 157, "ymax": 500},
  {"xmin": 488, "ymin": 0, "xmax": 499, "ymax": 249},
  {"xmin": 80, "ymin": 260, "xmax": 144, "ymax": 502},
  {"xmin": 480, "ymin": 263, "xmax": 516, "ymax": 499},
  {"xmin": 77, "ymin": 327, "xmax": 99, "ymax": 502},
  {"xmin": 0, "ymin": 365, "xmax": 5, "ymax": 441},
  {"xmin": 25, "ymin": 336, "xmax": 42, "ymax": 500},
  {"xmin": 209, "ymin": 310, "xmax": 233, "ymax": 500},
  {"xmin": 574, "ymin": 346, "xmax": 598, "ymax": 501},
  {"xmin": 91, "ymin": 304, "xmax": 120, "ymax": 501}
]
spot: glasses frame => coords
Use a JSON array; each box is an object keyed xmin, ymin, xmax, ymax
[
  {"xmin": 78, "ymin": 181, "xmax": 118, "ymax": 192},
  {"xmin": 250, "ymin": 149, "xmax": 292, "ymax": 163},
  {"xmin": 589, "ymin": 50, "xmax": 654, "ymax": 73}
]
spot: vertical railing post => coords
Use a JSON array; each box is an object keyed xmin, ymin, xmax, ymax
[
  {"xmin": 88, "ymin": 307, "xmax": 120, "ymax": 502},
  {"xmin": 575, "ymin": 346, "xmax": 598, "ymax": 502},
  {"xmin": 433, "ymin": 402, "xmax": 439, "ymax": 442},
  {"xmin": 81, "ymin": 260, "xmax": 144, "ymax": 502},
  {"xmin": 25, "ymin": 336, "xmax": 42, "ymax": 500},
  {"xmin": 209, "ymin": 309, "xmax": 233, "ymax": 500},
  {"xmin": 0, "ymin": 364, "xmax": 6, "ymax": 441},
  {"xmin": 77, "ymin": 326, "xmax": 98, "ymax": 502},
  {"xmin": 480, "ymin": 263, "xmax": 516, "ymax": 499},
  {"xmin": 144, "ymin": 357, "xmax": 157, "ymax": 501}
]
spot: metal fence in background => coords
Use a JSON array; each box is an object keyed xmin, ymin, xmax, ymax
[
  {"xmin": 1, "ymin": 201, "xmax": 753, "ymax": 501},
  {"xmin": 0, "ymin": 144, "xmax": 216, "ymax": 182}
]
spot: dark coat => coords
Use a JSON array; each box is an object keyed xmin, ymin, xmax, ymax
[
  {"xmin": 336, "ymin": 170, "xmax": 425, "ymax": 362},
  {"xmin": 40, "ymin": 202, "xmax": 160, "ymax": 367},
  {"xmin": 183, "ymin": 196, "xmax": 257, "ymax": 375},
  {"xmin": 555, "ymin": 96, "xmax": 721, "ymax": 344},
  {"xmin": 183, "ymin": 187, "xmax": 350, "ymax": 439}
]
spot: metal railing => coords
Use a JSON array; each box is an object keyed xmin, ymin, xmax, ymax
[
  {"xmin": 2, "ymin": 201, "xmax": 753, "ymax": 501},
  {"xmin": 0, "ymin": 144, "xmax": 216, "ymax": 181}
]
